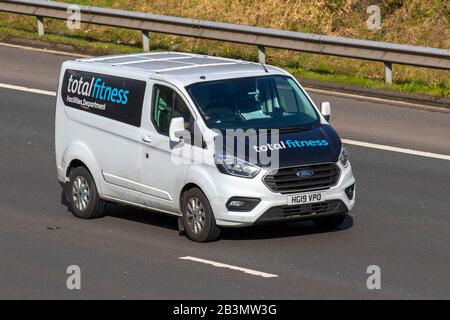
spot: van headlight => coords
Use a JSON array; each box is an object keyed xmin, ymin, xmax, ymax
[
  {"xmin": 339, "ymin": 146, "xmax": 350, "ymax": 168},
  {"xmin": 215, "ymin": 154, "xmax": 260, "ymax": 178}
]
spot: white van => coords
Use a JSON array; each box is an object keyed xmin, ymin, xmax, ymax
[{"xmin": 55, "ymin": 52, "xmax": 355, "ymax": 242}]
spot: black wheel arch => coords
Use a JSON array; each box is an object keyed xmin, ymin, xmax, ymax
[
  {"xmin": 66, "ymin": 159, "xmax": 90, "ymax": 178},
  {"xmin": 179, "ymin": 183, "xmax": 204, "ymax": 212}
]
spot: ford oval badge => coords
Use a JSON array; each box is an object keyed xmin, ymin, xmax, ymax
[{"xmin": 297, "ymin": 170, "xmax": 314, "ymax": 178}]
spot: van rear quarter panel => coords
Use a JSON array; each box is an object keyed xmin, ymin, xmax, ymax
[{"xmin": 55, "ymin": 61, "xmax": 148, "ymax": 198}]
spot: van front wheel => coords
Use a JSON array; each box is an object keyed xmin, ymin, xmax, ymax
[
  {"xmin": 182, "ymin": 188, "xmax": 221, "ymax": 242},
  {"xmin": 68, "ymin": 166, "xmax": 104, "ymax": 219}
]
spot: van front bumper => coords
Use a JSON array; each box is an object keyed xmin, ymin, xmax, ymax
[{"xmin": 209, "ymin": 162, "xmax": 356, "ymax": 227}]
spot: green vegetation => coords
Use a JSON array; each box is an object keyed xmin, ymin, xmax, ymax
[{"xmin": 0, "ymin": 0, "xmax": 448, "ymax": 97}]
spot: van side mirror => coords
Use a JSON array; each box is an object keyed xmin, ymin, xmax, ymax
[
  {"xmin": 169, "ymin": 117, "xmax": 191, "ymax": 144},
  {"xmin": 321, "ymin": 102, "xmax": 331, "ymax": 122}
]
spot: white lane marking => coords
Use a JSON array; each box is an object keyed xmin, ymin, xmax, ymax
[
  {"xmin": 0, "ymin": 42, "xmax": 90, "ymax": 58},
  {"xmin": 343, "ymin": 139, "xmax": 450, "ymax": 161},
  {"xmin": 0, "ymin": 82, "xmax": 56, "ymax": 96},
  {"xmin": 0, "ymin": 82, "xmax": 449, "ymax": 161},
  {"xmin": 179, "ymin": 256, "xmax": 278, "ymax": 278},
  {"xmin": 305, "ymin": 87, "xmax": 450, "ymax": 113}
]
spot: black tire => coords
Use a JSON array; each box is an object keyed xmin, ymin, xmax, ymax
[
  {"xmin": 313, "ymin": 215, "xmax": 347, "ymax": 229},
  {"xmin": 68, "ymin": 166, "xmax": 104, "ymax": 219},
  {"xmin": 181, "ymin": 188, "xmax": 221, "ymax": 242}
]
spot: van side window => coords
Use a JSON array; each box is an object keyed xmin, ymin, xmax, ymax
[
  {"xmin": 152, "ymin": 85, "xmax": 193, "ymax": 136},
  {"xmin": 173, "ymin": 94, "xmax": 193, "ymax": 131},
  {"xmin": 152, "ymin": 85, "xmax": 173, "ymax": 135}
]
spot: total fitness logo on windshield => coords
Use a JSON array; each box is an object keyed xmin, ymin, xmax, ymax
[
  {"xmin": 62, "ymin": 69, "xmax": 146, "ymax": 127},
  {"xmin": 253, "ymin": 139, "xmax": 329, "ymax": 152}
]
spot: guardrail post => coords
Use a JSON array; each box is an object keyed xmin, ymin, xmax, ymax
[
  {"xmin": 258, "ymin": 46, "xmax": 266, "ymax": 64},
  {"xmin": 37, "ymin": 16, "xmax": 44, "ymax": 37},
  {"xmin": 142, "ymin": 31, "xmax": 150, "ymax": 52},
  {"xmin": 384, "ymin": 62, "xmax": 393, "ymax": 84}
]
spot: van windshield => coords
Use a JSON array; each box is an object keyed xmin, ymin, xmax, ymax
[{"xmin": 186, "ymin": 75, "xmax": 319, "ymax": 131}]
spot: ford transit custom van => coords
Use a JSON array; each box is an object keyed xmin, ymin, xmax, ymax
[{"xmin": 55, "ymin": 52, "xmax": 355, "ymax": 242}]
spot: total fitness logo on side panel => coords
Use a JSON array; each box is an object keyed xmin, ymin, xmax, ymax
[{"xmin": 65, "ymin": 75, "xmax": 130, "ymax": 111}]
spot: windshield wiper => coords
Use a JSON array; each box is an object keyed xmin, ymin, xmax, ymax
[{"xmin": 278, "ymin": 126, "xmax": 314, "ymax": 133}]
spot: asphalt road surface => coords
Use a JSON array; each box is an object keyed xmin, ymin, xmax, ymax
[{"xmin": 0, "ymin": 44, "xmax": 449, "ymax": 299}]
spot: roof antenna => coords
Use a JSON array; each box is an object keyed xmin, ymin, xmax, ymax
[{"xmin": 261, "ymin": 62, "xmax": 269, "ymax": 73}]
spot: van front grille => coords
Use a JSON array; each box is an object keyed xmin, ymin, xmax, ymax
[
  {"xmin": 282, "ymin": 201, "xmax": 340, "ymax": 217},
  {"xmin": 263, "ymin": 163, "xmax": 340, "ymax": 194},
  {"xmin": 255, "ymin": 200, "xmax": 347, "ymax": 224}
]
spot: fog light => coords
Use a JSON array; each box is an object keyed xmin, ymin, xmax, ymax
[
  {"xmin": 229, "ymin": 200, "xmax": 246, "ymax": 207},
  {"xmin": 345, "ymin": 184, "xmax": 355, "ymax": 200},
  {"xmin": 226, "ymin": 197, "xmax": 261, "ymax": 212}
]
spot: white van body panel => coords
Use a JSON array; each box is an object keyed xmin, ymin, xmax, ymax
[{"xmin": 56, "ymin": 61, "xmax": 148, "ymax": 205}]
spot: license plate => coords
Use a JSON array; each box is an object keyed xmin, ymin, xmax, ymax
[{"xmin": 287, "ymin": 191, "xmax": 326, "ymax": 206}]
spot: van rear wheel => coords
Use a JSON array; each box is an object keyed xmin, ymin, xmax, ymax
[
  {"xmin": 68, "ymin": 166, "xmax": 104, "ymax": 219},
  {"xmin": 182, "ymin": 188, "xmax": 221, "ymax": 242}
]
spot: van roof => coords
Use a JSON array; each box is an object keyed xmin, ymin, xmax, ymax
[{"xmin": 77, "ymin": 51, "xmax": 286, "ymax": 86}]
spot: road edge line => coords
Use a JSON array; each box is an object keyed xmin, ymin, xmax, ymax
[
  {"xmin": 342, "ymin": 139, "xmax": 450, "ymax": 161},
  {"xmin": 0, "ymin": 82, "xmax": 56, "ymax": 96},
  {"xmin": 304, "ymin": 87, "xmax": 450, "ymax": 113},
  {"xmin": 0, "ymin": 42, "xmax": 90, "ymax": 58},
  {"xmin": 1, "ymin": 41, "xmax": 447, "ymax": 113}
]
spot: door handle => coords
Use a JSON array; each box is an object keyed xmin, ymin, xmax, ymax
[{"xmin": 142, "ymin": 135, "xmax": 152, "ymax": 144}]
